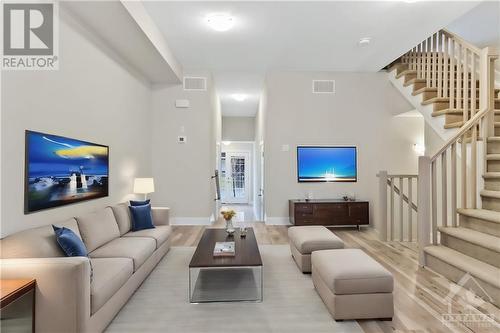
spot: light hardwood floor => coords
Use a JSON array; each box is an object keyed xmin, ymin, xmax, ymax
[{"xmin": 170, "ymin": 222, "xmax": 500, "ymax": 333}]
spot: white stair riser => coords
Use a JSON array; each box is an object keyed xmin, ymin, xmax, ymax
[
  {"xmin": 487, "ymin": 160, "xmax": 500, "ymax": 172},
  {"xmin": 439, "ymin": 233, "xmax": 500, "ymax": 268},
  {"xmin": 481, "ymin": 196, "xmax": 500, "ymax": 212},
  {"xmin": 460, "ymin": 214, "xmax": 500, "ymax": 237},
  {"xmin": 425, "ymin": 253, "xmax": 500, "ymax": 307},
  {"xmin": 487, "ymin": 141, "xmax": 500, "ymax": 154},
  {"xmin": 483, "ymin": 178, "xmax": 500, "ymax": 191}
]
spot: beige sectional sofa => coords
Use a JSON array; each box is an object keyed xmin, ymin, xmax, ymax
[{"xmin": 0, "ymin": 203, "xmax": 171, "ymax": 333}]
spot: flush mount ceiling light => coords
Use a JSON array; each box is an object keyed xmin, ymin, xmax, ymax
[
  {"xmin": 231, "ymin": 93, "xmax": 247, "ymax": 102},
  {"xmin": 206, "ymin": 13, "xmax": 235, "ymax": 32},
  {"xmin": 358, "ymin": 37, "xmax": 371, "ymax": 46}
]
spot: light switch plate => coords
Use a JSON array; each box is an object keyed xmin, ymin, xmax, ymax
[{"xmin": 281, "ymin": 144, "xmax": 290, "ymax": 152}]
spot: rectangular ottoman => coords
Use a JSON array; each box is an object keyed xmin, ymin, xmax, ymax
[
  {"xmin": 312, "ymin": 249, "xmax": 394, "ymax": 321},
  {"xmin": 288, "ymin": 226, "xmax": 344, "ymax": 273}
]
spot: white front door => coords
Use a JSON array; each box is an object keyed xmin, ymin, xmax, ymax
[{"xmin": 221, "ymin": 152, "xmax": 250, "ymax": 204}]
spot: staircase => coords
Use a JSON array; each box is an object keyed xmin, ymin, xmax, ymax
[{"xmin": 385, "ymin": 29, "xmax": 500, "ymax": 307}]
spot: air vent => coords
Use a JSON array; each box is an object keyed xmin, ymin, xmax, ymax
[
  {"xmin": 183, "ymin": 77, "xmax": 207, "ymax": 91},
  {"xmin": 312, "ymin": 80, "xmax": 335, "ymax": 94}
]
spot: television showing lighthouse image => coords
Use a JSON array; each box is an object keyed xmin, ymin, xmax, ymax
[
  {"xmin": 297, "ymin": 146, "xmax": 357, "ymax": 182},
  {"xmin": 25, "ymin": 131, "xmax": 109, "ymax": 213}
]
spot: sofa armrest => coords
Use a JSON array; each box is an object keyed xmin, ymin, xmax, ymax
[
  {"xmin": 152, "ymin": 207, "xmax": 170, "ymax": 225},
  {"xmin": 0, "ymin": 257, "xmax": 91, "ymax": 333}
]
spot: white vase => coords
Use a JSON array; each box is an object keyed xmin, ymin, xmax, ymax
[{"xmin": 225, "ymin": 219, "xmax": 235, "ymax": 235}]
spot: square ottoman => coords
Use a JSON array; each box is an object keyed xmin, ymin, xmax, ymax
[
  {"xmin": 288, "ymin": 226, "xmax": 344, "ymax": 273},
  {"xmin": 312, "ymin": 249, "xmax": 394, "ymax": 321}
]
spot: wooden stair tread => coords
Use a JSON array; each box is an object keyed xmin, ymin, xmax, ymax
[
  {"xmin": 457, "ymin": 208, "xmax": 500, "ymax": 225},
  {"xmin": 480, "ymin": 189, "xmax": 500, "ymax": 200},
  {"xmin": 438, "ymin": 226, "xmax": 500, "ymax": 253},
  {"xmin": 422, "ymin": 97, "xmax": 490, "ymax": 105},
  {"xmin": 431, "ymin": 109, "xmax": 499, "ymax": 117},
  {"xmin": 395, "ymin": 69, "xmax": 416, "ymax": 79},
  {"xmin": 403, "ymin": 78, "xmax": 426, "ymax": 87},
  {"xmin": 486, "ymin": 154, "xmax": 500, "ymax": 160},
  {"xmin": 444, "ymin": 121, "xmax": 463, "ymax": 129},
  {"xmin": 483, "ymin": 172, "xmax": 500, "ymax": 179},
  {"xmin": 424, "ymin": 245, "xmax": 500, "ymax": 288},
  {"xmin": 487, "ymin": 136, "xmax": 500, "ymax": 142}
]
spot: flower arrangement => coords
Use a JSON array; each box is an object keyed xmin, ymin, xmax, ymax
[{"xmin": 221, "ymin": 210, "xmax": 236, "ymax": 221}]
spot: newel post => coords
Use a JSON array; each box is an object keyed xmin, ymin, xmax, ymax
[
  {"xmin": 417, "ymin": 156, "xmax": 431, "ymax": 266},
  {"xmin": 378, "ymin": 171, "xmax": 388, "ymax": 241}
]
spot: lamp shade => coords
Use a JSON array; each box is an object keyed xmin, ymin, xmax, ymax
[{"xmin": 133, "ymin": 178, "xmax": 155, "ymax": 194}]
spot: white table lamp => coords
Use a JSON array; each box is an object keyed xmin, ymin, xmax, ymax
[{"xmin": 133, "ymin": 178, "xmax": 155, "ymax": 200}]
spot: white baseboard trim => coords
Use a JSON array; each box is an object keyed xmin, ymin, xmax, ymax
[
  {"xmin": 265, "ymin": 217, "xmax": 291, "ymax": 225},
  {"xmin": 170, "ymin": 217, "xmax": 212, "ymax": 225}
]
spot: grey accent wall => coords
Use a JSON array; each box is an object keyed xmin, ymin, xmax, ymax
[
  {"xmin": 1, "ymin": 8, "xmax": 152, "ymax": 237},
  {"xmin": 263, "ymin": 71, "xmax": 423, "ymax": 232}
]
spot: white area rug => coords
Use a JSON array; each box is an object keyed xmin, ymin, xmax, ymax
[{"xmin": 106, "ymin": 245, "xmax": 363, "ymax": 333}]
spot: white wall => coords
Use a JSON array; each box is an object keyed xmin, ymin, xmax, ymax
[
  {"xmin": 447, "ymin": 1, "xmax": 500, "ymax": 48},
  {"xmin": 222, "ymin": 117, "xmax": 256, "ymax": 141},
  {"xmin": 0, "ymin": 8, "xmax": 152, "ymax": 237},
  {"xmin": 263, "ymin": 71, "xmax": 423, "ymax": 232},
  {"xmin": 150, "ymin": 72, "xmax": 217, "ymax": 224}
]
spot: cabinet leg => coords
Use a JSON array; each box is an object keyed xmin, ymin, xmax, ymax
[{"xmin": 357, "ymin": 225, "xmax": 360, "ymax": 231}]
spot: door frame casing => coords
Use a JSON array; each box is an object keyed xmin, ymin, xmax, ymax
[{"xmin": 220, "ymin": 144, "xmax": 254, "ymax": 204}]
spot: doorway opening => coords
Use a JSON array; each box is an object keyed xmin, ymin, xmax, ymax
[{"xmin": 219, "ymin": 142, "xmax": 256, "ymax": 222}]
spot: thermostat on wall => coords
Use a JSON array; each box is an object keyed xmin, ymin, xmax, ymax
[
  {"xmin": 177, "ymin": 136, "xmax": 187, "ymax": 143},
  {"xmin": 175, "ymin": 99, "xmax": 190, "ymax": 108}
]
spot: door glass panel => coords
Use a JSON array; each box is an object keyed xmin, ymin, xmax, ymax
[{"xmin": 220, "ymin": 152, "xmax": 248, "ymax": 203}]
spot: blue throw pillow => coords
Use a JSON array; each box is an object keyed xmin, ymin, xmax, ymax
[
  {"xmin": 52, "ymin": 225, "xmax": 88, "ymax": 257},
  {"xmin": 130, "ymin": 199, "xmax": 150, "ymax": 206},
  {"xmin": 129, "ymin": 204, "xmax": 155, "ymax": 231}
]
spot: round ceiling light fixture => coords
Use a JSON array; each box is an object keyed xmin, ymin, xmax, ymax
[
  {"xmin": 231, "ymin": 93, "xmax": 247, "ymax": 102},
  {"xmin": 358, "ymin": 37, "xmax": 371, "ymax": 46},
  {"xmin": 206, "ymin": 13, "xmax": 235, "ymax": 32}
]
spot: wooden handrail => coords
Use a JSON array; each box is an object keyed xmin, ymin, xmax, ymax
[
  {"xmin": 441, "ymin": 29, "xmax": 481, "ymax": 55},
  {"xmin": 430, "ymin": 107, "xmax": 490, "ymax": 162},
  {"xmin": 386, "ymin": 179, "xmax": 418, "ymax": 212}
]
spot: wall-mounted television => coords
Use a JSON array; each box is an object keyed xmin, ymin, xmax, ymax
[
  {"xmin": 25, "ymin": 130, "xmax": 109, "ymax": 213},
  {"xmin": 297, "ymin": 146, "xmax": 357, "ymax": 182}
]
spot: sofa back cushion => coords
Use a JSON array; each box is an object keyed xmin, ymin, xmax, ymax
[
  {"xmin": 110, "ymin": 203, "xmax": 132, "ymax": 235},
  {"xmin": 0, "ymin": 218, "xmax": 82, "ymax": 258},
  {"xmin": 76, "ymin": 207, "xmax": 120, "ymax": 252}
]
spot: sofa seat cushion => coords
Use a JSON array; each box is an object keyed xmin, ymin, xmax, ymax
[
  {"xmin": 89, "ymin": 237, "xmax": 155, "ymax": 271},
  {"xmin": 288, "ymin": 226, "xmax": 344, "ymax": 254},
  {"xmin": 311, "ymin": 249, "xmax": 393, "ymax": 295},
  {"xmin": 123, "ymin": 225, "xmax": 172, "ymax": 249},
  {"xmin": 90, "ymin": 257, "xmax": 133, "ymax": 314},
  {"xmin": 76, "ymin": 207, "xmax": 120, "ymax": 252}
]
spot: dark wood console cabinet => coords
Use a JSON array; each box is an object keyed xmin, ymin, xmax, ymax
[{"xmin": 289, "ymin": 199, "xmax": 369, "ymax": 228}]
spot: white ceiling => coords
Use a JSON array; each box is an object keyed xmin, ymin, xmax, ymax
[{"xmin": 144, "ymin": 1, "xmax": 482, "ymax": 116}]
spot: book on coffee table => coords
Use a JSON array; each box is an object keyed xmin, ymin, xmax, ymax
[{"xmin": 213, "ymin": 241, "xmax": 235, "ymax": 257}]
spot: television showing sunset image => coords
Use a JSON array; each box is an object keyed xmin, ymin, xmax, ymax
[
  {"xmin": 297, "ymin": 146, "xmax": 357, "ymax": 182},
  {"xmin": 25, "ymin": 131, "xmax": 109, "ymax": 213}
]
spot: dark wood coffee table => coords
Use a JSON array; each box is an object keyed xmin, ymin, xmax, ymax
[{"xmin": 188, "ymin": 228, "xmax": 263, "ymax": 303}]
